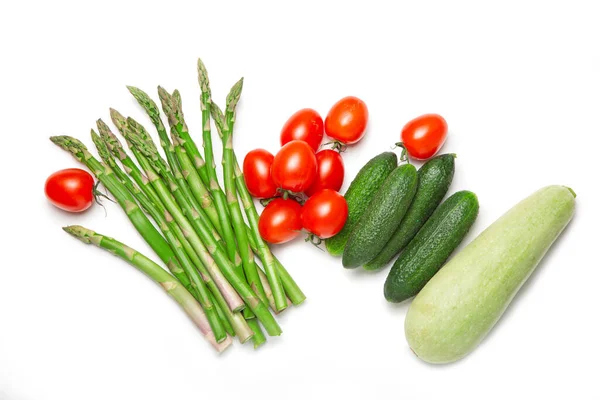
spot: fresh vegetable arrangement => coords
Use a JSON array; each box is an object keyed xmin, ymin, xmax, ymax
[
  {"xmin": 50, "ymin": 59, "xmax": 306, "ymax": 352},
  {"xmin": 47, "ymin": 58, "xmax": 576, "ymax": 363}
]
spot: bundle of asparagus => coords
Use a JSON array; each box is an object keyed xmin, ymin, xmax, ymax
[{"xmin": 53, "ymin": 59, "xmax": 305, "ymax": 352}]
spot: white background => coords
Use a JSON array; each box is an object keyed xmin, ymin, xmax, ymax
[{"xmin": 1, "ymin": 1, "xmax": 599, "ymax": 399}]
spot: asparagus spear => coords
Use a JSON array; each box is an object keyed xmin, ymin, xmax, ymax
[
  {"xmin": 247, "ymin": 319, "xmax": 266, "ymax": 349},
  {"xmin": 212, "ymin": 104, "xmax": 288, "ymax": 311},
  {"xmin": 100, "ymin": 128, "xmax": 253, "ymax": 342},
  {"xmin": 91, "ymin": 130, "xmax": 227, "ymax": 342},
  {"xmin": 127, "ymin": 85, "xmax": 223, "ymax": 236},
  {"xmin": 99, "ymin": 122, "xmax": 253, "ymax": 342},
  {"xmin": 219, "ymin": 79, "xmax": 270, "ymax": 310},
  {"xmin": 127, "ymin": 116, "xmax": 228, "ymax": 254},
  {"xmin": 109, "ymin": 113, "xmax": 246, "ymax": 315},
  {"xmin": 97, "ymin": 119, "xmax": 163, "ymax": 211},
  {"xmin": 50, "ymin": 136, "xmax": 181, "ymax": 274},
  {"xmin": 208, "ymin": 104, "xmax": 305, "ymax": 307},
  {"xmin": 128, "ymin": 128, "xmax": 282, "ymax": 336},
  {"xmin": 193, "ymin": 61, "xmax": 241, "ymax": 272},
  {"xmin": 63, "ymin": 225, "xmax": 232, "ymax": 353}
]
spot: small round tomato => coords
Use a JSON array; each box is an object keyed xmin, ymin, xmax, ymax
[
  {"xmin": 243, "ymin": 149, "xmax": 278, "ymax": 198},
  {"xmin": 271, "ymin": 140, "xmax": 317, "ymax": 193},
  {"xmin": 324, "ymin": 96, "xmax": 368, "ymax": 145},
  {"xmin": 280, "ymin": 108, "xmax": 324, "ymax": 152},
  {"xmin": 45, "ymin": 168, "xmax": 95, "ymax": 212},
  {"xmin": 301, "ymin": 189, "xmax": 348, "ymax": 239},
  {"xmin": 401, "ymin": 114, "xmax": 448, "ymax": 160},
  {"xmin": 305, "ymin": 150, "xmax": 345, "ymax": 196},
  {"xmin": 258, "ymin": 198, "xmax": 303, "ymax": 244}
]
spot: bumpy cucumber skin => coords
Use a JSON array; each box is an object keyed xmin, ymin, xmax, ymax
[
  {"xmin": 325, "ymin": 152, "xmax": 398, "ymax": 256},
  {"xmin": 342, "ymin": 164, "xmax": 418, "ymax": 268},
  {"xmin": 405, "ymin": 185, "xmax": 576, "ymax": 364},
  {"xmin": 384, "ymin": 190, "xmax": 479, "ymax": 302},
  {"xmin": 365, "ymin": 154, "xmax": 456, "ymax": 271}
]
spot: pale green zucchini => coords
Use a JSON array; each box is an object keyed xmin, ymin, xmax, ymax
[{"xmin": 405, "ymin": 185, "xmax": 576, "ymax": 364}]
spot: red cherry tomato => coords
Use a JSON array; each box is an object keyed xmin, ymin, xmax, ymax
[
  {"xmin": 258, "ymin": 198, "xmax": 303, "ymax": 244},
  {"xmin": 324, "ymin": 96, "xmax": 368, "ymax": 145},
  {"xmin": 305, "ymin": 150, "xmax": 345, "ymax": 196},
  {"xmin": 243, "ymin": 149, "xmax": 278, "ymax": 198},
  {"xmin": 301, "ymin": 189, "xmax": 348, "ymax": 239},
  {"xmin": 280, "ymin": 108, "xmax": 324, "ymax": 152},
  {"xmin": 271, "ymin": 140, "xmax": 317, "ymax": 193},
  {"xmin": 401, "ymin": 114, "xmax": 448, "ymax": 160},
  {"xmin": 45, "ymin": 168, "xmax": 95, "ymax": 212}
]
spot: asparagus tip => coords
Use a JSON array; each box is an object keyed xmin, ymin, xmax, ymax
[{"xmin": 62, "ymin": 225, "xmax": 93, "ymax": 244}]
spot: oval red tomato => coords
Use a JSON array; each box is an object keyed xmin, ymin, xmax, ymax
[
  {"xmin": 271, "ymin": 140, "xmax": 317, "ymax": 193},
  {"xmin": 45, "ymin": 168, "xmax": 95, "ymax": 212},
  {"xmin": 301, "ymin": 189, "xmax": 348, "ymax": 239},
  {"xmin": 401, "ymin": 114, "xmax": 448, "ymax": 160},
  {"xmin": 305, "ymin": 150, "xmax": 345, "ymax": 196},
  {"xmin": 243, "ymin": 149, "xmax": 278, "ymax": 198},
  {"xmin": 324, "ymin": 96, "xmax": 368, "ymax": 145},
  {"xmin": 280, "ymin": 108, "xmax": 324, "ymax": 152},
  {"xmin": 258, "ymin": 198, "xmax": 303, "ymax": 244}
]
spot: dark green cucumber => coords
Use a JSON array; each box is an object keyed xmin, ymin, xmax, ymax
[
  {"xmin": 342, "ymin": 164, "xmax": 418, "ymax": 268},
  {"xmin": 384, "ymin": 190, "xmax": 479, "ymax": 303},
  {"xmin": 325, "ymin": 152, "xmax": 398, "ymax": 256},
  {"xmin": 364, "ymin": 154, "xmax": 456, "ymax": 271}
]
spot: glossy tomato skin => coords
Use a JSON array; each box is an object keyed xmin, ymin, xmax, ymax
[
  {"xmin": 301, "ymin": 189, "xmax": 348, "ymax": 239},
  {"xmin": 259, "ymin": 198, "xmax": 303, "ymax": 244},
  {"xmin": 305, "ymin": 149, "xmax": 345, "ymax": 197},
  {"xmin": 243, "ymin": 149, "xmax": 278, "ymax": 198},
  {"xmin": 271, "ymin": 140, "xmax": 317, "ymax": 193},
  {"xmin": 324, "ymin": 96, "xmax": 368, "ymax": 145},
  {"xmin": 45, "ymin": 168, "xmax": 95, "ymax": 212},
  {"xmin": 280, "ymin": 108, "xmax": 324, "ymax": 152},
  {"xmin": 401, "ymin": 114, "xmax": 448, "ymax": 160}
]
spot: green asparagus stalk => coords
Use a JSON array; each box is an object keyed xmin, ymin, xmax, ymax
[
  {"xmin": 50, "ymin": 135, "xmax": 181, "ymax": 275},
  {"xmin": 91, "ymin": 130, "xmax": 227, "ymax": 343},
  {"xmin": 247, "ymin": 319, "xmax": 266, "ymax": 349},
  {"xmin": 109, "ymin": 111, "xmax": 246, "ymax": 315},
  {"xmin": 97, "ymin": 119, "xmax": 163, "ymax": 211},
  {"xmin": 219, "ymin": 79, "xmax": 269, "ymax": 311},
  {"xmin": 128, "ymin": 129, "xmax": 282, "ymax": 336},
  {"xmin": 212, "ymin": 104, "xmax": 287, "ymax": 311},
  {"xmin": 127, "ymin": 85, "xmax": 224, "ymax": 236},
  {"xmin": 241, "ymin": 169, "xmax": 306, "ymax": 306},
  {"xmin": 193, "ymin": 62, "xmax": 241, "ymax": 272},
  {"xmin": 257, "ymin": 265, "xmax": 292, "ymax": 312},
  {"xmin": 208, "ymin": 105, "xmax": 305, "ymax": 307},
  {"xmin": 97, "ymin": 122, "xmax": 250, "ymax": 339},
  {"xmin": 211, "ymin": 292, "xmax": 235, "ymax": 336},
  {"xmin": 63, "ymin": 225, "xmax": 232, "ymax": 353},
  {"xmin": 127, "ymin": 116, "xmax": 228, "ymax": 254}
]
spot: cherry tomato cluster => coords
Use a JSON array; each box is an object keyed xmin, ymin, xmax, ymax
[{"xmin": 245, "ymin": 96, "xmax": 368, "ymax": 244}]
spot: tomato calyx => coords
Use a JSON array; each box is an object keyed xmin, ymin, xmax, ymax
[
  {"xmin": 93, "ymin": 181, "xmax": 115, "ymax": 215},
  {"xmin": 278, "ymin": 188, "xmax": 306, "ymax": 204},
  {"xmin": 321, "ymin": 140, "xmax": 348, "ymax": 153},
  {"xmin": 305, "ymin": 233, "xmax": 325, "ymax": 248},
  {"xmin": 260, "ymin": 189, "xmax": 305, "ymax": 207},
  {"xmin": 393, "ymin": 142, "xmax": 411, "ymax": 164}
]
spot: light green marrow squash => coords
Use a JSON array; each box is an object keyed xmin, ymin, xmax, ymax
[{"xmin": 405, "ymin": 185, "xmax": 576, "ymax": 364}]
